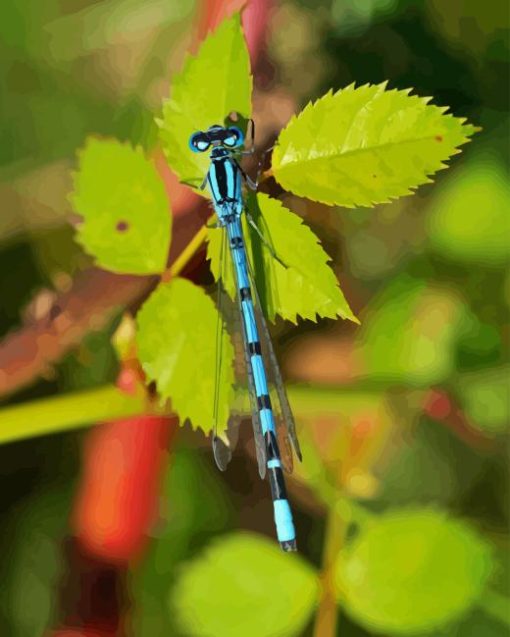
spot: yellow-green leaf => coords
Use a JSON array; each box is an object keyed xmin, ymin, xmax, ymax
[
  {"xmin": 158, "ymin": 12, "xmax": 252, "ymax": 188},
  {"xmin": 171, "ymin": 533, "xmax": 319, "ymax": 637},
  {"xmin": 456, "ymin": 366, "xmax": 510, "ymax": 435},
  {"xmin": 358, "ymin": 275, "xmax": 470, "ymax": 385},
  {"xmin": 71, "ymin": 137, "xmax": 171, "ymax": 274},
  {"xmin": 136, "ymin": 278, "xmax": 234, "ymax": 433},
  {"xmin": 335, "ymin": 508, "xmax": 494, "ymax": 634},
  {"xmin": 272, "ymin": 83, "xmax": 476, "ymax": 207},
  {"xmin": 207, "ymin": 193, "xmax": 358, "ymax": 323},
  {"xmin": 427, "ymin": 154, "xmax": 510, "ymax": 265}
]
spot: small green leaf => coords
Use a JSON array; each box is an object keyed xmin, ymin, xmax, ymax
[
  {"xmin": 207, "ymin": 193, "xmax": 357, "ymax": 323},
  {"xmin": 335, "ymin": 508, "xmax": 494, "ymax": 634},
  {"xmin": 456, "ymin": 366, "xmax": 510, "ymax": 435},
  {"xmin": 358, "ymin": 275, "xmax": 470, "ymax": 385},
  {"xmin": 136, "ymin": 278, "xmax": 234, "ymax": 433},
  {"xmin": 71, "ymin": 137, "xmax": 171, "ymax": 274},
  {"xmin": 272, "ymin": 83, "xmax": 475, "ymax": 207},
  {"xmin": 158, "ymin": 12, "xmax": 252, "ymax": 188},
  {"xmin": 171, "ymin": 533, "xmax": 319, "ymax": 637},
  {"xmin": 427, "ymin": 154, "xmax": 510, "ymax": 265}
]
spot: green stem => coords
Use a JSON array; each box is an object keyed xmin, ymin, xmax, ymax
[
  {"xmin": 313, "ymin": 503, "xmax": 348, "ymax": 637},
  {"xmin": 0, "ymin": 385, "xmax": 146, "ymax": 445},
  {"xmin": 164, "ymin": 224, "xmax": 208, "ymax": 280},
  {"xmin": 0, "ymin": 383, "xmax": 420, "ymax": 447}
]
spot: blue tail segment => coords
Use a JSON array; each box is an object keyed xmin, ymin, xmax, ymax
[{"xmin": 226, "ymin": 218, "xmax": 297, "ymax": 551}]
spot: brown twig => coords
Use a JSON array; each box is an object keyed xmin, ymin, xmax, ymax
[{"xmin": 0, "ymin": 204, "xmax": 206, "ymax": 400}]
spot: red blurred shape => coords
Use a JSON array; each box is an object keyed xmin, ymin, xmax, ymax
[
  {"xmin": 424, "ymin": 389, "xmax": 452, "ymax": 419},
  {"xmin": 73, "ymin": 415, "xmax": 176, "ymax": 562},
  {"xmin": 195, "ymin": 0, "xmax": 271, "ymax": 59}
]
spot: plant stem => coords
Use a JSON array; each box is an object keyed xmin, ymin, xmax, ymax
[
  {"xmin": 313, "ymin": 502, "xmax": 349, "ymax": 637},
  {"xmin": 311, "ymin": 391, "xmax": 397, "ymax": 637},
  {"xmin": 0, "ymin": 383, "xmax": 422, "ymax": 447},
  {"xmin": 0, "ymin": 385, "xmax": 146, "ymax": 445},
  {"xmin": 259, "ymin": 168, "xmax": 273, "ymax": 183},
  {"xmin": 163, "ymin": 224, "xmax": 208, "ymax": 281}
]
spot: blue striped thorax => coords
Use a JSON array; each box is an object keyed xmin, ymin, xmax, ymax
[{"xmin": 189, "ymin": 125, "xmax": 245, "ymax": 225}]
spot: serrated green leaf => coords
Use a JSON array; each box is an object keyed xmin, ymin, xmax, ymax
[
  {"xmin": 136, "ymin": 278, "xmax": 234, "ymax": 433},
  {"xmin": 272, "ymin": 83, "xmax": 475, "ymax": 207},
  {"xmin": 335, "ymin": 508, "xmax": 494, "ymax": 635},
  {"xmin": 171, "ymin": 533, "xmax": 319, "ymax": 637},
  {"xmin": 427, "ymin": 154, "xmax": 510, "ymax": 265},
  {"xmin": 207, "ymin": 193, "xmax": 357, "ymax": 323},
  {"xmin": 71, "ymin": 137, "xmax": 171, "ymax": 274},
  {"xmin": 158, "ymin": 12, "xmax": 252, "ymax": 188},
  {"xmin": 358, "ymin": 275, "xmax": 470, "ymax": 385}
]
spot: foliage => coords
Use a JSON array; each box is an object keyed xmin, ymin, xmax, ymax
[
  {"xmin": 71, "ymin": 138, "xmax": 171, "ymax": 274},
  {"xmin": 67, "ymin": 11, "xmax": 478, "ymax": 434},
  {"xmin": 130, "ymin": 449, "xmax": 234, "ymax": 637},
  {"xmin": 171, "ymin": 533, "xmax": 319, "ymax": 637},
  {"xmin": 207, "ymin": 193, "xmax": 358, "ymax": 323},
  {"xmin": 427, "ymin": 153, "xmax": 510, "ymax": 265},
  {"xmin": 456, "ymin": 366, "xmax": 510, "ymax": 435},
  {"xmin": 0, "ymin": 485, "xmax": 74, "ymax": 637},
  {"xmin": 0, "ymin": 3, "xmax": 507, "ymax": 637},
  {"xmin": 357, "ymin": 275, "xmax": 472, "ymax": 385},
  {"xmin": 272, "ymin": 83, "xmax": 475, "ymax": 207},
  {"xmin": 158, "ymin": 12, "xmax": 253, "ymax": 188},
  {"xmin": 136, "ymin": 278, "xmax": 234, "ymax": 433},
  {"xmin": 335, "ymin": 508, "xmax": 494, "ymax": 634}
]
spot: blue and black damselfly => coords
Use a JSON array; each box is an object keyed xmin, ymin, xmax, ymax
[{"xmin": 189, "ymin": 122, "xmax": 302, "ymax": 551}]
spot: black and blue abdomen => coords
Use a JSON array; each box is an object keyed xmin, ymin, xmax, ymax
[{"xmin": 225, "ymin": 217, "xmax": 297, "ymax": 550}]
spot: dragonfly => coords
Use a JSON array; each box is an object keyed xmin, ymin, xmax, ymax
[{"xmin": 189, "ymin": 122, "xmax": 302, "ymax": 551}]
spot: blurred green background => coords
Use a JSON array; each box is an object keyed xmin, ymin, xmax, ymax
[{"xmin": 0, "ymin": 1, "xmax": 508, "ymax": 636}]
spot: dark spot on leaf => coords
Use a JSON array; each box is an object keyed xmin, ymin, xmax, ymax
[
  {"xmin": 435, "ymin": 135, "xmax": 443, "ymax": 142},
  {"xmin": 116, "ymin": 220, "xmax": 129, "ymax": 232},
  {"xmin": 372, "ymin": 174, "xmax": 377, "ymax": 178}
]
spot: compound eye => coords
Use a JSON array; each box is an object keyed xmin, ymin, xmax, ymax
[
  {"xmin": 223, "ymin": 126, "xmax": 244, "ymax": 148},
  {"xmin": 189, "ymin": 132, "xmax": 210, "ymax": 153}
]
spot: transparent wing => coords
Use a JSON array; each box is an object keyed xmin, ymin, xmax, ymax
[
  {"xmin": 212, "ymin": 228, "xmax": 232, "ymax": 470},
  {"xmin": 244, "ymin": 253, "xmax": 303, "ymax": 472}
]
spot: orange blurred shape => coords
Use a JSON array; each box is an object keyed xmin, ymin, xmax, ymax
[{"xmin": 73, "ymin": 415, "xmax": 176, "ymax": 563}]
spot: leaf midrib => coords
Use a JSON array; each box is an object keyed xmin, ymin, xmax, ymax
[{"xmin": 275, "ymin": 132, "xmax": 460, "ymax": 170}]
